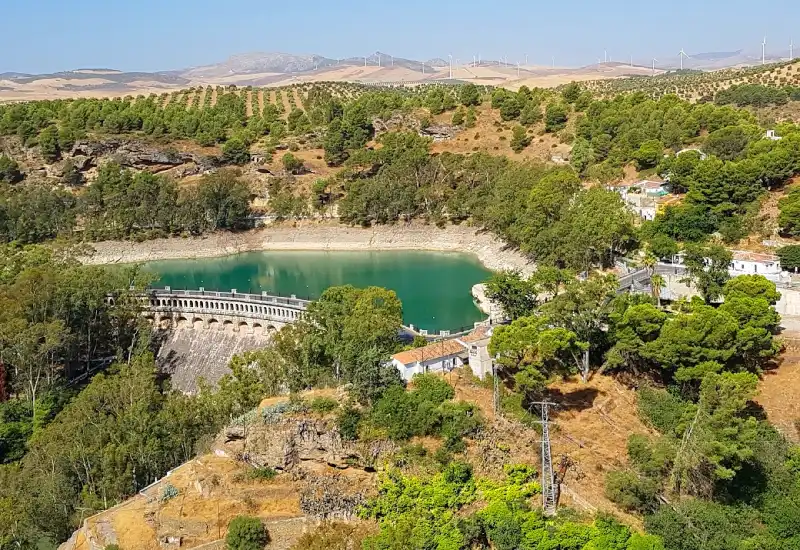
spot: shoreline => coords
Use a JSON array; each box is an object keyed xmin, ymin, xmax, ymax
[{"xmin": 81, "ymin": 222, "xmax": 535, "ymax": 275}]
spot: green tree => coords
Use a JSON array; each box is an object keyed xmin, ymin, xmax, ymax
[
  {"xmin": 519, "ymin": 102, "xmax": 543, "ymax": 126},
  {"xmin": 499, "ymin": 96, "xmax": 521, "ymax": 121},
  {"xmin": 562, "ymin": 82, "xmax": 582, "ymax": 103},
  {"xmin": 459, "ymin": 84, "xmax": 481, "ymax": 107},
  {"xmin": 226, "ymin": 516, "xmax": 269, "ymax": 550},
  {"xmin": 541, "ymin": 274, "xmax": 618, "ymax": 381},
  {"xmin": 38, "ymin": 126, "xmax": 60, "ymax": 162},
  {"xmin": 642, "ymin": 305, "xmax": 738, "ymax": 383},
  {"xmin": 570, "ymin": 137, "xmax": 594, "ymax": 173},
  {"xmin": 197, "ymin": 169, "xmax": 251, "ymax": 230},
  {"xmin": 0, "ymin": 155, "xmax": 22, "ymax": 184},
  {"xmin": 778, "ymin": 188, "xmax": 800, "ymax": 236},
  {"xmin": 633, "ymin": 140, "xmax": 663, "ymax": 170},
  {"xmin": 464, "ymin": 107, "xmax": 477, "ymax": 128},
  {"xmin": 510, "ymin": 125, "xmax": 531, "ymax": 153},
  {"xmin": 704, "ymin": 125, "xmax": 755, "ymax": 161},
  {"xmin": 490, "ymin": 315, "xmax": 586, "ymax": 395},
  {"xmin": 323, "ymin": 118, "xmax": 348, "ymax": 166},
  {"xmin": 484, "ymin": 271, "xmax": 539, "ymax": 320},
  {"xmin": 544, "ymin": 103, "xmax": 568, "ymax": 132},
  {"xmin": 282, "ymin": 152, "xmax": 304, "ymax": 174},
  {"xmin": 222, "ymin": 137, "xmax": 251, "ymax": 165},
  {"xmin": 682, "ymin": 243, "xmax": 732, "ymax": 303},
  {"xmin": 451, "ymin": 107, "xmax": 465, "ymax": 126},
  {"xmin": 777, "ymin": 244, "xmax": 800, "ymax": 271},
  {"xmin": 604, "ymin": 303, "xmax": 668, "ymax": 374}
]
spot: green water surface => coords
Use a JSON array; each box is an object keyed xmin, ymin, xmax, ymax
[{"xmin": 142, "ymin": 251, "xmax": 492, "ymax": 333}]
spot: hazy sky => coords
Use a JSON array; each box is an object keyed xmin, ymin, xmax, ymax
[{"xmin": 3, "ymin": 0, "xmax": 799, "ymax": 73}]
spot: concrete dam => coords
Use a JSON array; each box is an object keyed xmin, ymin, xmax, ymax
[{"xmin": 133, "ymin": 289, "xmax": 310, "ymax": 393}]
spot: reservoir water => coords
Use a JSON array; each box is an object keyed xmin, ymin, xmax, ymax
[{"xmin": 142, "ymin": 251, "xmax": 492, "ymax": 333}]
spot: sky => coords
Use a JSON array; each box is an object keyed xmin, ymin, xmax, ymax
[{"xmin": 3, "ymin": 0, "xmax": 799, "ymax": 74}]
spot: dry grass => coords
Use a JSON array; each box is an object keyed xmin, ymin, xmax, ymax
[
  {"xmin": 430, "ymin": 104, "xmax": 569, "ymax": 162},
  {"xmin": 444, "ymin": 368, "xmax": 650, "ymax": 524},
  {"xmin": 757, "ymin": 334, "xmax": 800, "ymax": 442}
]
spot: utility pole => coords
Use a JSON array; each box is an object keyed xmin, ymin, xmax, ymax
[{"xmin": 532, "ymin": 401, "xmax": 558, "ymax": 516}]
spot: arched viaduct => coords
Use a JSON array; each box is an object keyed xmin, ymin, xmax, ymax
[{"xmin": 118, "ymin": 288, "xmax": 311, "ymax": 335}]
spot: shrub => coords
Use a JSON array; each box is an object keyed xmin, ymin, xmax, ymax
[
  {"xmin": 337, "ymin": 405, "xmax": 362, "ymax": 440},
  {"xmin": 410, "ymin": 374, "xmax": 454, "ymax": 405},
  {"xmin": 226, "ymin": 515, "xmax": 269, "ymax": 550},
  {"xmin": 159, "ymin": 483, "xmax": 179, "ymax": 503},
  {"xmin": 310, "ymin": 396, "xmax": 339, "ymax": 415},
  {"xmin": 637, "ymin": 386, "xmax": 692, "ymax": 435},
  {"xmin": 248, "ymin": 466, "xmax": 277, "ymax": 481},
  {"xmin": 282, "ymin": 152, "xmax": 304, "ymax": 174},
  {"xmin": 605, "ymin": 469, "xmax": 660, "ymax": 512}
]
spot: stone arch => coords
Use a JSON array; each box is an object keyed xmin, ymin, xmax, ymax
[
  {"xmin": 266, "ymin": 325, "xmax": 278, "ymax": 335},
  {"xmin": 238, "ymin": 320, "xmax": 251, "ymax": 334},
  {"xmin": 192, "ymin": 317, "xmax": 204, "ymax": 330},
  {"xmin": 222, "ymin": 320, "xmax": 235, "ymax": 332},
  {"xmin": 252, "ymin": 322, "xmax": 264, "ymax": 335},
  {"xmin": 176, "ymin": 316, "xmax": 190, "ymax": 329},
  {"xmin": 207, "ymin": 319, "xmax": 220, "ymax": 330}
]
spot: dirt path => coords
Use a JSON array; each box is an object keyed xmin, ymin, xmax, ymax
[
  {"xmin": 257, "ymin": 89, "xmax": 265, "ymax": 115},
  {"xmin": 245, "ymin": 90, "xmax": 253, "ymax": 117}
]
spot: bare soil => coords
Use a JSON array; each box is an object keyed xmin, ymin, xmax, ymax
[{"xmin": 757, "ymin": 333, "xmax": 800, "ymax": 442}]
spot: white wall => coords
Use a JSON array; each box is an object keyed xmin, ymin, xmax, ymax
[{"xmin": 392, "ymin": 354, "xmax": 466, "ymax": 382}]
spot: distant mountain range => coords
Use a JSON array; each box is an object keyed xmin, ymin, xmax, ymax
[{"xmin": 0, "ymin": 48, "xmax": 796, "ymax": 101}]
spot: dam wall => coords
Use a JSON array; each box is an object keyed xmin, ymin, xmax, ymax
[{"xmin": 155, "ymin": 328, "xmax": 270, "ymax": 393}]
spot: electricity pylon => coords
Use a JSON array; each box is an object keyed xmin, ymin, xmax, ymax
[{"xmin": 532, "ymin": 401, "xmax": 558, "ymax": 515}]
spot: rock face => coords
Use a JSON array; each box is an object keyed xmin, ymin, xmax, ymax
[
  {"xmin": 70, "ymin": 139, "xmax": 218, "ymax": 175},
  {"xmin": 230, "ymin": 413, "xmax": 394, "ymax": 472}
]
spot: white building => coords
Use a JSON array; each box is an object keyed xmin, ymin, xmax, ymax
[
  {"xmin": 729, "ymin": 251, "xmax": 783, "ymax": 282},
  {"xmin": 609, "ymin": 180, "xmax": 667, "ymax": 221},
  {"xmin": 390, "ymin": 339, "xmax": 469, "ymax": 382},
  {"xmin": 390, "ymin": 327, "xmax": 494, "ymax": 382},
  {"xmin": 765, "ymin": 130, "xmax": 782, "ymax": 141}
]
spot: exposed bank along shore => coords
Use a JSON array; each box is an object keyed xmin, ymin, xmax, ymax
[{"xmin": 82, "ymin": 222, "xmax": 535, "ymax": 276}]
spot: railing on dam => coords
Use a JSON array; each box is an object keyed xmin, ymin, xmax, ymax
[{"xmin": 137, "ymin": 287, "xmax": 311, "ymax": 325}]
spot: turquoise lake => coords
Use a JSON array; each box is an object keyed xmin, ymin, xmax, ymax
[{"xmin": 141, "ymin": 250, "xmax": 492, "ymax": 333}]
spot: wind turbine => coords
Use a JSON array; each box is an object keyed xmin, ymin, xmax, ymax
[
  {"xmin": 604, "ymin": 49, "xmax": 608, "ymax": 64},
  {"xmin": 517, "ymin": 61, "xmax": 521, "ymax": 77},
  {"xmin": 791, "ymin": 39, "xmax": 794, "ymax": 60},
  {"xmin": 762, "ymin": 36, "xmax": 767, "ymax": 65},
  {"xmin": 448, "ymin": 54, "xmax": 453, "ymax": 79},
  {"xmin": 678, "ymin": 49, "xmax": 690, "ymax": 70},
  {"xmin": 652, "ymin": 58, "xmax": 658, "ymax": 76}
]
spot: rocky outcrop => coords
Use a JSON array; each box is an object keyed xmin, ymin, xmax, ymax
[
  {"xmin": 229, "ymin": 414, "xmax": 395, "ymax": 472},
  {"xmin": 69, "ymin": 139, "xmax": 218, "ymax": 174}
]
